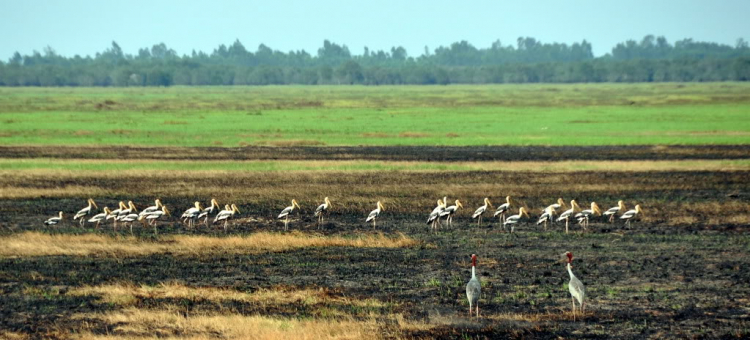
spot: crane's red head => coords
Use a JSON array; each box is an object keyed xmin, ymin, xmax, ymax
[
  {"xmin": 566, "ymin": 251, "xmax": 573, "ymax": 263},
  {"xmin": 471, "ymin": 254, "xmax": 477, "ymax": 267}
]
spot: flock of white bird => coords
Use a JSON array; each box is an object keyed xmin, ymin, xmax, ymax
[
  {"xmin": 42, "ymin": 195, "xmax": 645, "ymax": 320},
  {"xmin": 43, "ymin": 196, "xmax": 644, "ymax": 234}
]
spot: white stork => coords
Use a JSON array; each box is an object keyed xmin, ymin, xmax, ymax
[
  {"xmin": 564, "ymin": 251, "xmax": 586, "ymax": 321},
  {"xmin": 426, "ymin": 198, "xmax": 446, "ymax": 231},
  {"xmin": 140, "ymin": 198, "xmax": 163, "ymax": 215},
  {"xmin": 278, "ymin": 199, "xmax": 301, "ymax": 231},
  {"xmin": 537, "ymin": 206, "xmax": 554, "ymax": 230},
  {"xmin": 197, "ymin": 198, "xmax": 220, "ymax": 227},
  {"xmin": 107, "ymin": 201, "xmax": 126, "ymax": 230},
  {"xmin": 44, "ymin": 211, "xmax": 64, "ymax": 226},
  {"xmin": 214, "ymin": 204, "xmax": 240, "ymax": 232},
  {"xmin": 619, "ymin": 204, "xmax": 644, "ymax": 227},
  {"xmin": 143, "ymin": 205, "xmax": 171, "ymax": 234},
  {"xmin": 118, "ymin": 213, "xmax": 141, "ymax": 235},
  {"xmin": 466, "ymin": 254, "xmax": 481, "ymax": 317},
  {"xmin": 181, "ymin": 201, "xmax": 204, "ymax": 228},
  {"xmin": 556, "ymin": 200, "xmax": 582, "ymax": 234},
  {"xmin": 314, "ymin": 197, "xmax": 332, "ymax": 227},
  {"xmin": 440, "ymin": 199, "xmax": 463, "ymax": 227},
  {"xmin": 503, "ymin": 207, "xmax": 530, "ymax": 233},
  {"xmin": 73, "ymin": 198, "xmax": 98, "ymax": 227},
  {"xmin": 365, "ymin": 201, "xmax": 385, "ymax": 228},
  {"xmin": 87, "ymin": 207, "xmax": 112, "ymax": 230},
  {"xmin": 603, "ymin": 200, "xmax": 627, "ymax": 223},
  {"xmin": 545, "ymin": 198, "xmax": 566, "ymax": 224},
  {"xmin": 575, "ymin": 202, "xmax": 602, "ymax": 230},
  {"xmin": 471, "ymin": 198, "xmax": 493, "ymax": 225},
  {"xmin": 493, "ymin": 196, "xmax": 513, "ymax": 223}
]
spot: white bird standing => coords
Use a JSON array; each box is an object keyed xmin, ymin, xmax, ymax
[
  {"xmin": 116, "ymin": 201, "xmax": 138, "ymax": 231},
  {"xmin": 545, "ymin": 198, "xmax": 567, "ymax": 224},
  {"xmin": 214, "ymin": 204, "xmax": 240, "ymax": 232},
  {"xmin": 278, "ymin": 199, "xmax": 301, "ymax": 231},
  {"xmin": 537, "ymin": 206, "xmax": 554, "ymax": 230},
  {"xmin": 140, "ymin": 198, "xmax": 163, "ymax": 215},
  {"xmin": 107, "ymin": 201, "xmax": 126, "ymax": 230},
  {"xmin": 556, "ymin": 200, "xmax": 582, "ymax": 234},
  {"xmin": 440, "ymin": 199, "xmax": 463, "ymax": 227},
  {"xmin": 426, "ymin": 198, "xmax": 446, "ymax": 231},
  {"xmin": 144, "ymin": 205, "xmax": 171, "ymax": 234},
  {"xmin": 575, "ymin": 202, "xmax": 602, "ymax": 230},
  {"xmin": 73, "ymin": 198, "xmax": 98, "ymax": 227},
  {"xmin": 465, "ymin": 254, "xmax": 481, "ymax": 318},
  {"xmin": 365, "ymin": 201, "xmax": 385, "ymax": 228},
  {"xmin": 503, "ymin": 207, "xmax": 530, "ymax": 233},
  {"xmin": 44, "ymin": 211, "xmax": 64, "ymax": 226},
  {"xmin": 197, "ymin": 198, "xmax": 220, "ymax": 227},
  {"xmin": 181, "ymin": 201, "xmax": 204, "ymax": 228},
  {"xmin": 564, "ymin": 251, "xmax": 586, "ymax": 321},
  {"xmin": 119, "ymin": 201, "xmax": 138, "ymax": 217},
  {"xmin": 87, "ymin": 207, "xmax": 112, "ymax": 230},
  {"xmin": 118, "ymin": 213, "xmax": 141, "ymax": 235},
  {"xmin": 603, "ymin": 200, "xmax": 627, "ymax": 223},
  {"xmin": 471, "ymin": 198, "xmax": 493, "ymax": 225},
  {"xmin": 619, "ymin": 204, "xmax": 644, "ymax": 227},
  {"xmin": 493, "ymin": 196, "xmax": 513, "ymax": 223},
  {"xmin": 314, "ymin": 197, "xmax": 333, "ymax": 228}
]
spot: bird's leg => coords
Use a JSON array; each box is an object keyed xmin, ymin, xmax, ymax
[
  {"xmin": 224, "ymin": 220, "xmax": 228, "ymax": 232},
  {"xmin": 476, "ymin": 304, "xmax": 480, "ymax": 318},
  {"xmin": 565, "ymin": 219, "xmax": 569, "ymax": 234},
  {"xmin": 572, "ymin": 297, "xmax": 576, "ymax": 321},
  {"xmin": 130, "ymin": 223, "xmax": 134, "ymax": 236}
]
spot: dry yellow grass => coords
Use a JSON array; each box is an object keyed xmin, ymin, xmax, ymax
[
  {"xmin": 72, "ymin": 309, "xmax": 379, "ymax": 340},
  {"xmin": 70, "ymin": 282, "xmax": 386, "ymax": 311},
  {"xmin": 0, "ymin": 232, "xmax": 418, "ymax": 257}
]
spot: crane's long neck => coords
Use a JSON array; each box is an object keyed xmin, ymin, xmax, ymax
[
  {"xmin": 567, "ymin": 263, "xmax": 575, "ymax": 280},
  {"xmin": 471, "ymin": 264, "xmax": 476, "ymax": 279}
]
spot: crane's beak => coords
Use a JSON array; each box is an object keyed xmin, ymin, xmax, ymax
[{"xmin": 91, "ymin": 199, "xmax": 98, "ymax": 209}]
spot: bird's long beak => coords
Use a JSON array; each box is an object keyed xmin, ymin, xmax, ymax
[
  {"xmin": 164, "ymin": 206, "xmax": 171, "ymax": 216},
  {"xmin": 233, "ymin": 205, "xmax": 240, "ymax": 213},
  {"xmin": 91, "ymin": 199, "xmax": 98, "ymax": 209},
  {"xmin": 157, "ymin": 199, "xmax": 163, "ymax": 208},
  {"xmin": 212, "ymin": 199, "xmax": 219, "ymax": 208},
  {"xmin": 130, "ymin": 202, "xmax": 138, "ymax": 212}
]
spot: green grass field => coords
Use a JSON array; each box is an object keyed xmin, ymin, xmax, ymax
[{"xmin": 1, "ymin": 83, "xmax": 749, "ymax": 147}]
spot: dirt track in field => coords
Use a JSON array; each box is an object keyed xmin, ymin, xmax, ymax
[
  {"xmin": 2, "ymin": 144, "xmax": 749, "ymax": 161},
  {"xmin": 0, "ymin": 146, "xmax": 749, "ymax": 339}
]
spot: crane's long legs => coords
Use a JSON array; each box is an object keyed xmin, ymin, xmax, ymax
[
  {"xmin": 572, "ymin": 297, "xmax": 576, "ymax": 321},
  {"xmin": 565, "ymin": 219, "xmax": 569, "ymax": 234}
]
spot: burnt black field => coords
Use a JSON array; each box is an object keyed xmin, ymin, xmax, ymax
[{"xmin": 1, "ymin": 146, "xmax": 749, "ymax": 339}]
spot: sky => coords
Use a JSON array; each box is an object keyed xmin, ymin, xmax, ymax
[{"xmin": 2, "ymin": 0, "xmax": 749, "ymax": 60}]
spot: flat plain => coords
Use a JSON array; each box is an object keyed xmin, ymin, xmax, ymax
[{"xmin": 0, "ymin": 83, "xmax": 749, "ymax": 339}]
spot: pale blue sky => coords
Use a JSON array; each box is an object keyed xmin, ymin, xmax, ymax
[{"xmin": 2, "ymin": 0, "xmax": 748, "ymax": 60}]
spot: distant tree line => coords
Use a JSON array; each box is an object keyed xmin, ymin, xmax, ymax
[{"xmin": 1, "ymin": 35, "xmax": 749, "ymax": 86}]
